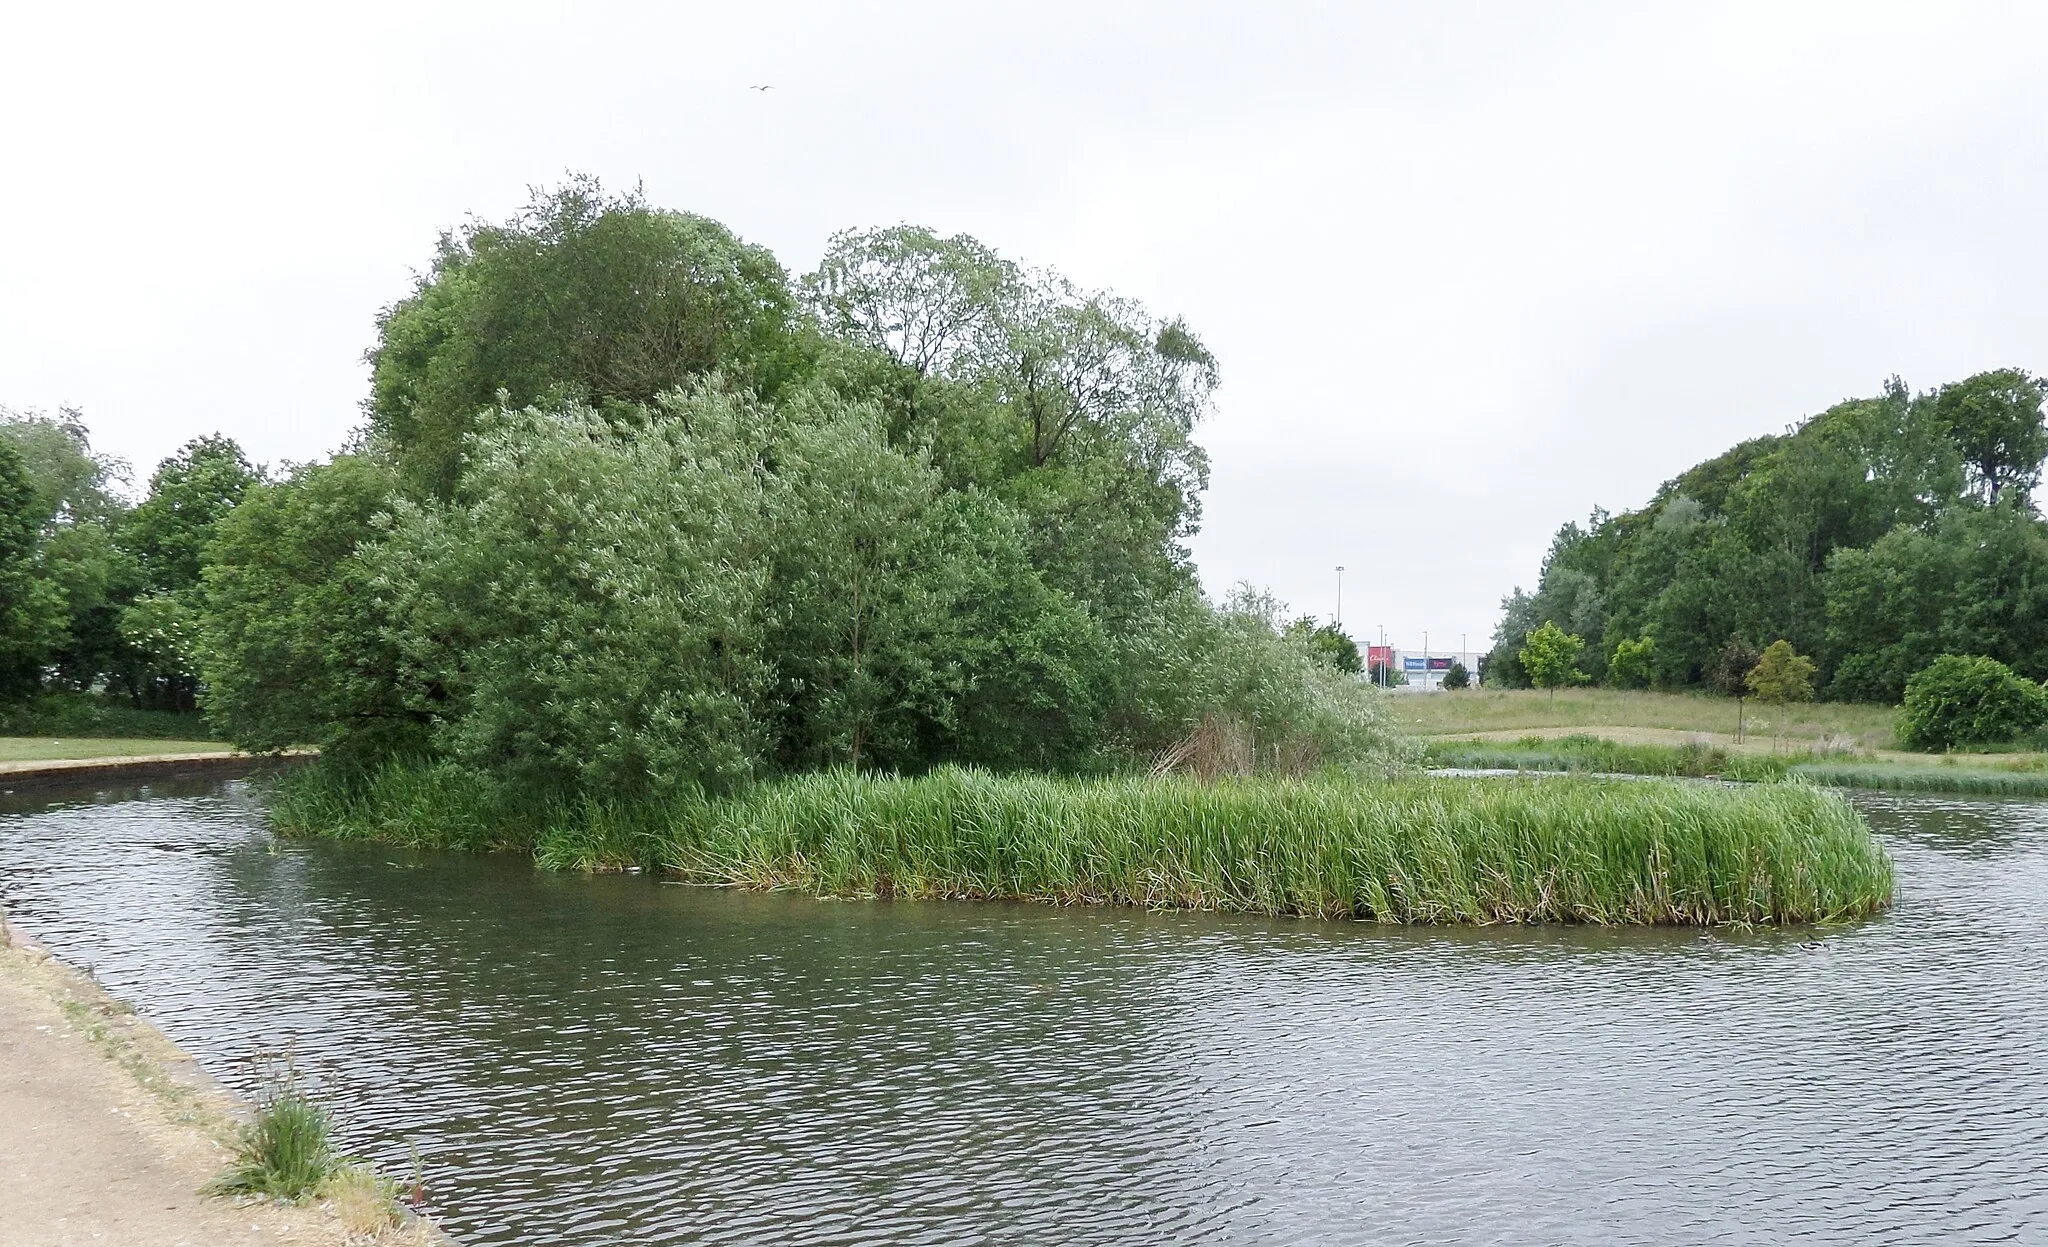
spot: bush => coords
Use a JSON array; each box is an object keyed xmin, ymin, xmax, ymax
[
  {"xmin": 1899, "ymin": 654, "xmax": 2048, "ymax": 750},
  {"xmin": 1606, "ymin": 636, "xmax": 1655, "ymax": 689},
  {"xmin": 1158, "ymin": 590, "xmax": 1416, "ymax": 776},
  {"xmin": 208, "ymin": 1081, "xmax": 337, "ymax": 1202},
  {"xmin": 1441, "ymin": 661, "xmax": 1470, "ymax": 690}
]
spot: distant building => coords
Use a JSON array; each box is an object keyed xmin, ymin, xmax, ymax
[{"xmin": 1365, "ymin": 647, "xmax": 1470, "ymax": 691}]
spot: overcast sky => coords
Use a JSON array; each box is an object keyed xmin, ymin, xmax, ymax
[{"xmin": 6, "ymin": 2, "xmax": 2045, "ymax": 657}]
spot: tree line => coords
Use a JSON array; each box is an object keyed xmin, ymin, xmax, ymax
[
  {"xmin": 0, "ymin": 179, "xmax": 1406, "ymax": 794},
  {"xmin": 0, "ymin": 411, "xmax": 257, "ymax": 713},
  {"xmin": 1484, "ymin": 369, "xmax": 2048, "ymax": 704}
]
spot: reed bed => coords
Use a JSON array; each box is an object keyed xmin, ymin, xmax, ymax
[
  {"xmin": 1789, "ymin": 763, "xmax": 2048, "ymax": 797},
  {"xmin": 275, "ymin": 763, "xmax": 1893, "ymax": 926}
]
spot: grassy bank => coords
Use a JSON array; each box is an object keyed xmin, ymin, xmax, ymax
[
  {"xmin": 1427, "ymin": 731, "xmax": 2048, "ymax": 797},
  {"xmin": 1787, "ymin": 763, "xmax": 2048, "ymax": 797},
  {"xmin": 0, "ymin": 737, "xmax": 227, "ymax": 762},
  {"xmin": 1404, "ymin": 688, "xmax": 1897, "ymax": 748},
  {"xmin": 1424, "ymin": 734, "xmax": 1793, "ymax": 782},
  {"xmin": 1425, "ymin": 728, "xmax": 2048, "ymax": 798},
  {"xmin": 274, "ymin": 764, "xmax": 1893, "ymax": 926}
]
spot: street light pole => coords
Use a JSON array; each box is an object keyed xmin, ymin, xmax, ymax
[{"xmin": 1334, "ymin": 566, "xmax": 1345, "ymax": 630}]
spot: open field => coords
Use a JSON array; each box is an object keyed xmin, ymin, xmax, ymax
[
  {"xmin": 274, "ymin": 762, "xmax": 1894, "ymax": 926},
  {"xmin": 1401, "ymin": 688, "xmax": 1899, "ymax": 748},
  {"xmin": 0, "ymin": 737, "xmax": 228, "ymax": 762},
  {"xmin": 1425, "ymin": 730, "xmax": 2048, "ymax": 796}
]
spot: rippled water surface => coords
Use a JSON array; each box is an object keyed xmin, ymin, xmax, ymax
[{"xmin": 2, "ymin": 778, "xmax": 2045, "ymax": 1245}]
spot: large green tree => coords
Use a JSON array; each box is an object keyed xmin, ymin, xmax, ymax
[
  {"xmin": 199, "ymin": 455, "xmax": 417, "ymax": 765},
  {"xmin": 0, "ymin": 408, "xmax": 137, "ymax": 696},
  {"xmin": 1930, "ymin": 368, "xmax": 2047, "ymax": 505},
  {"xmin": 116, "ymin": 436, "xmax": 261, "ymax": 710},
  {"xmin": 368, "ymin": 178, "xmax": 807, "ymax": 499},
  {"xmin": 806, "ymin": 226, "xmax": 1217, "ymax": 629},
  {"xmin": 0, "ymin": 437, "xmax": 67, "ymax": 699},
  {"xmin": 374, "ymin": 392, "xmax": 779, "ymax": 796},
  {"xmin": 763, "ymin": 391, "xmax": 1110, "ymax": 772}
]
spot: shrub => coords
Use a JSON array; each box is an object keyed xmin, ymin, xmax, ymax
[
  {"xmin": 1606, "ymin": 636, "xmax": 1655, "ymax": 689},
  {"xmin": 1899, "ymin": 654, "xmax": 2048, "ymax": 750},
  {"xmin": 208, "ymin": 1081, "xmax": 337, "ymax": 1202},
  {"xmin": 1440, "ymin": 661, "xmax": 1470, "ymax": 691}
]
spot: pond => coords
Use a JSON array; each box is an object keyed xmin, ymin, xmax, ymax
[{"xmin": 1, "ymin": 777, "xmax": 2043, "ymax": 1244}]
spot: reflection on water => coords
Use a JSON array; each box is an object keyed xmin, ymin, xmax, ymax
[{"xmin": 2, "ymin": 780, "xmax": 2045, "ymax": 1245}]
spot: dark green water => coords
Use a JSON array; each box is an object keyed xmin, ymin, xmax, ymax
[{"xmin": 1, "ymin": 778, "xmax": 2044, "ymax": 1244}]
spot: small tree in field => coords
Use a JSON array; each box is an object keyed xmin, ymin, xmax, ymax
[
  {"xmin": 1519, "ymin": 622, "xmax": 1584, "ymax": 703},
  {"xmin": 1713, "ymin": 637, "xmax": 1761, "ymax": 743},
  {"xmin": 1606, "ymin": 635, "xmax": 1655, "ymax": 689},
  {"xmin": 1441, "ymin": 661, "xmax": 1470, "ymax": 691},
  {"xmin": 1746, "ymin": 639, "xmax": 1816, "ymax": 753}
]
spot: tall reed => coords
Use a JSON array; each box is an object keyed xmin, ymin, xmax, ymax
[
  {"xmin": 208, "ymin": 1079, "xmax": 338, "ymax": 1202},
  {"xmin": 276, "ymin": 763, "xmax": 1893, "ymax": 926}
]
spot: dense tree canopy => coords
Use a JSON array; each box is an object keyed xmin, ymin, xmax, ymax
[
  {"xmin": 198, "ymin": 454, "xmax": 419, "ymax": 764},
  {"xmin": 807, "ymin": 224, "xmax": 1216, "ymax": 629},
  {"xmin": 0, "ymin": 408, "xmax": 258, "ymax": 711},
  {"xmin": 185, "ymin": 179, "xmax": 1405, "ymax": 794},
  {"xmin": 367, "ymin": 178, "xmax": 808, "ymax": 499},
  {"xmin": 1485, "ymin": 370, "xmax": 2048, "ymax": 703}
]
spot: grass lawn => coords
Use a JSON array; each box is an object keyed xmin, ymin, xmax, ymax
[
  {"xmin": 1400, "ymin": 687, "xmax": 1900, "ymax": 748},
  {"xmin": 0, "ymin": 737, "xmax": 230, "ymax": 763}
]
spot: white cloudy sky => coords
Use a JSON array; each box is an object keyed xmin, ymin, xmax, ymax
[{"xmin": 5, "ymin": 1, "xmax": 2045, "ymax": 658}]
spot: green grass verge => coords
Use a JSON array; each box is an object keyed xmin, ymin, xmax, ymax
[
  {"xmin": 1401, "ymin": 687, "xmax": 1898, "ymax": 746},
  {"xmin": 273, "ymin": 763, "xmax": 1894, "ymax": 926},
  {"xmin": 0, "ymin": 737, "xmax": 226, "ymax": 762},
  {"xmin": 1788, "ymin": 763, "xmax": 2048, "ymax": 797},
  {"xmin": 1426, "ymin": 732, "xmax": 2048, "ymax": 797},
  {"xmin": 1425, "ymin": 734, "xmax": 1794, "ymax": 782}
]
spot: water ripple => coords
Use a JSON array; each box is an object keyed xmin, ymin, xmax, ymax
[{"xmin": 1, "ymin": 781, "xmax": 2044, "ymax": 1244}]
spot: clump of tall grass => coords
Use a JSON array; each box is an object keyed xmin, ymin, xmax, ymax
[
  {"xmin": 1790, "ymin": 762, "xmax": 2048, "ymax": 797},
  {"xmin": 206, "ymin": 1065, "xmax": 419, "ymax": 1233},
  {"xmin": 208, "ymin": 1077, "xmax": 339, "ymax": 1202},
  {"xmin": 278, "ymin": 762, "xmax": 1894, "ymax": 925},
  {"xmin": 270, "ymin": 757, "xmax": 529, "ymax": 852},
  {"xmin": 1424, "ymin": 734, "xmax": 1793, "ymax": 783}
]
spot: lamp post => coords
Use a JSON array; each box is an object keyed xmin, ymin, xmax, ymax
[{"xmin": 1334, "ymin": 566, "xmax": 1345, "ymax": 630}]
